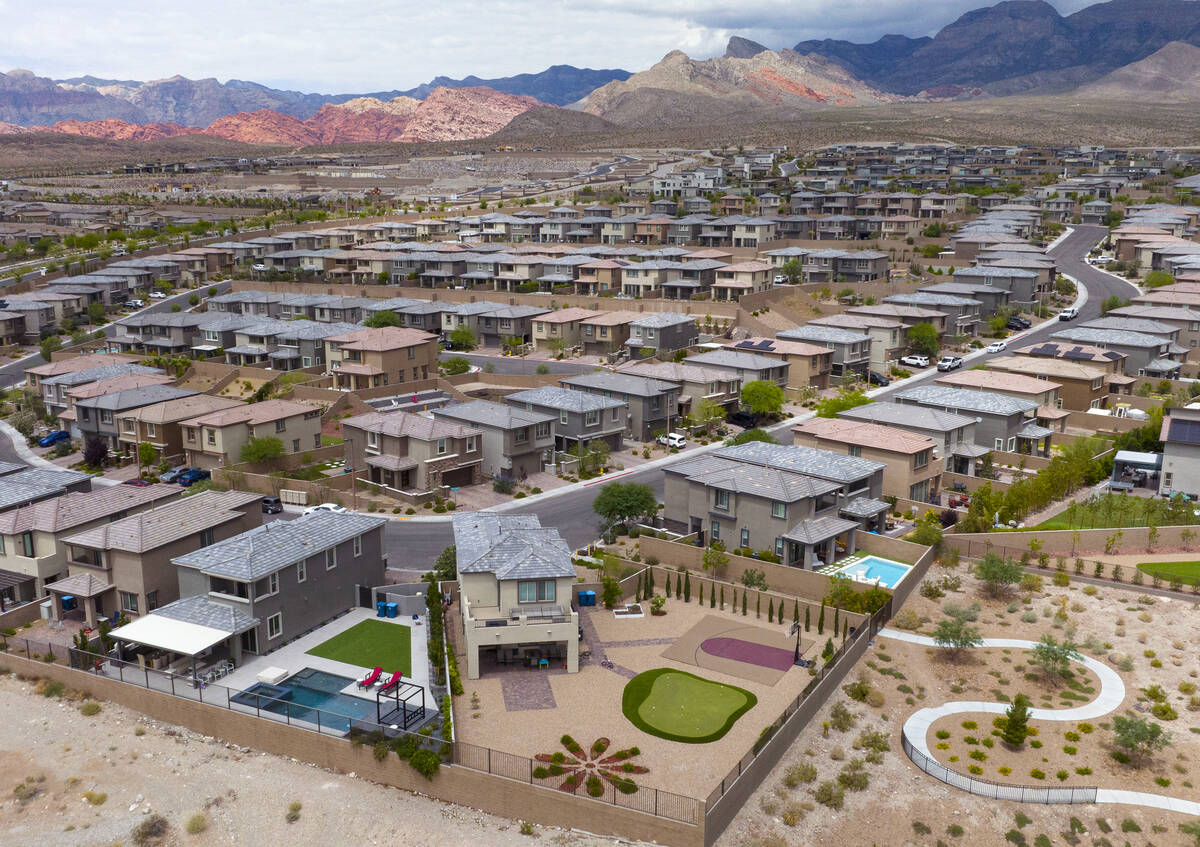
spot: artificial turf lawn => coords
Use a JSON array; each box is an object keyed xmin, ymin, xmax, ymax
[
  {"xmin": 305, "ymin": 619, "xmax": 412, "ymax": 676},
  {"xmin": 1137, "ymin": 561, "xmax": 1200, "ymax": 586},
  {"xmin": 622, "ymin": 668, "xmax": 756, "ymax": 744}
]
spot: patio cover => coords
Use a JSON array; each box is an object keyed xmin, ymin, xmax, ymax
[
  {"xmin": 1017, "ymin": 423, "xmax": 1055, "ymax": 440},
  {"xmin": 45, "ymin": 572, "xmax": 112, "ymax": 598},
  {"xmin": 839, "ymin": 497, "xmax": 890, "ymax": 520},
  {"xmin": 949, "ymin": 442, "xmax": 992, "ymax": 458},
  {"xmin": 784, "ymin": 515, "xmax": 859, "ymax": 545},
  {"xmin": 110, "ymin": 614, "xmax": 236, "ymax": 657},
  {"xmin": 366, "ymin": 454, "xmax": 419, "ymax": 472},
  {"xmin": 0, "ymin": 567, "xmax": 35, "ymax": 592}
]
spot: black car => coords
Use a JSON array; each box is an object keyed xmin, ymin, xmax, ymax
[
  {"xmin": 1006, "ymin": 317, "xmax": 1032, "ymax": 330},
  {"xmin": 726, "ymin": 409, "xmax": 760, "ymax": 429},
  {"xmin": 867, "ymin": 371, "xmax": 891, "ymax": 386},
  {"xmin": 262, "ymin": 496, "xmax": 283, "ymax": 514}
]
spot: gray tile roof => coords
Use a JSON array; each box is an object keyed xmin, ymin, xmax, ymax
[
  {"xmin": 629, "ymin": 312, "xmax": 696, "ymax": 329},
  {"xmin": 713, "ymin": 441, "xmax": 884, "ymax": 484},
  {"xmin": 784, "ymin": 515, "xmax": 860, "ymax": 545},
  {"xmin": 42, "ymin": 363, "xmax": 164, "ymax": 388},
  {"xmin": 74, "ymin": 384, "xmax": 198, "ymax": 412},
  {"xmin": 687, "ymin": 460, "xmax": 841, "ymax": 502},
  {"xmin": 343, "ymin": 410, "xmax": 480, "ymax": 440},
  {"xmin": 172, "ymin": 511, "xmax": 386, "ymax": 581},
  {"xmin": 894, "ymin": 385, "xmax": 1039, "ymax": 415},
  {"xmin": 840, "ymin": 497, "xmax": 891, "ymax": 519},
  {"xmin": 452, "ymin": 513, "xmax": 574, "ymax": 580},
  {"xmin": 62, "ymin": 490, "xmax": 259, "ymax": 552},
  {"xmin": 837, "ymin": 401, "xmax": 976, "ymax": 432},
  {"xmin": 559, "ymin": 371, "xmax": 679, "ymax": 397},
  {"xmin": 0, "ymin": 468, "xmax": 93, "ymax": 511},
  {"xmin": 683, "ymin": 350, "xmax": 784, "ymax": 371},
  {"xmin": 777, "ymin": 325, "xmax": 871, "ymax": 345},
  {"xmin": 152, "ymin": 594, "xmax": 258, "ymax": 634},
  {"xmin": 1050, "ymin": 327, "xmax": 1172, "ymax": 349},
  {"xmin": 884, "ymin": 292, "xmax": 982, "ymax": 307},
  {"xmin": 504, "ymin": 386, "xmax": 624, "ymax": 414},
  {"xmin": 434, "ymin": 399, "xmax": 555, "ymax": 430}
]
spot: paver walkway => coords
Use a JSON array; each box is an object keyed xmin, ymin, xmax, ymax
[{"xmin": 878, "ymin": 628, "xmax": 1200, "ymax": 817}]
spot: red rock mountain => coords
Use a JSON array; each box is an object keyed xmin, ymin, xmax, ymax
[{"xmin": 28, "ymin": 86, "xmax": 544, "ymax": 145}]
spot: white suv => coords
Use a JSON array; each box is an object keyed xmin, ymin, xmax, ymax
[{"xmin": 656, "ymin": 432, "xmax": 687, "ymax": 449}]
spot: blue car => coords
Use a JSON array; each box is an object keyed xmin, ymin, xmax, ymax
[
  {"xmin": 37, "ymin": 430, "xmax": 70, "ymax": 448},
  {"xmin": 177, "ymin": 469, "xmax": 211, "ymax": 487}
]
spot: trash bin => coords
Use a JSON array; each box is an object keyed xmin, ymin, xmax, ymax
[
  {"xmin": 376, "ymin": 601, "xmax": 387, "ymax": 618},
  {"xmin": 61, "ymin": 595, "xmax": 76, "ymax": 612},
  {"xmin": 385, "ymin": 602, "xmax": 399, "ymax": 618}
]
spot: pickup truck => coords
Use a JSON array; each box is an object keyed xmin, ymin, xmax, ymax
[
  {"xmin": 1059, "ymin": 307, "xmax": 1079, "ymax": 321},
  {"xmin": 936, "ymin": 356, "xmax": 963, "ymax": 372}
]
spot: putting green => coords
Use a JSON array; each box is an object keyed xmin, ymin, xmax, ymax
[{"xmin": 622, "ymin": 668, "xmax": 756, "ymax": 744}]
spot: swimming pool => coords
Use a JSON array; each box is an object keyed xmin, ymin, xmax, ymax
[
  {"xmin": 232, "ymin": 668, "xmax": 376, "ymax": 731},
  {"xmin": 833, "ymin": 556, "xmax": 912, "ymax": 589}
]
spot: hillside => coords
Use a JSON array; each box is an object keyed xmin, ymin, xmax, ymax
[{"xmin": 1079, "ymin": 41, "xmax": 1200, "ymax": 101}]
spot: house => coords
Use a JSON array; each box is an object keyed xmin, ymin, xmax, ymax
[
  {"xmin": 847, "ymin": 304, "xmax": 950, "ymax": 335},
  {"xmin": 1049, "ymin": 327, "xmax": 1183, "ymax": 378},
  {"xmin": 883, "ymin": 293, "xmax": 982, "ymax": 336},
  {"xmin": 935, "ymin": 369, "xmax": 1069, "ymax": 432},
  {"xmin": 558, "ymin": 371, "xmax": 682, "ymax": 442},
  {"xmin": 503, "ymin": 386, "xmax": 626, "ymax": 454},
  {"xmin": 711, "ymin": 261, "xmax": 773, "ymax": 301},
  {"xmin": 726, "ymin": 337, "xmax": 834, "ymax": 390},
  {"xmin": 74, "ymin": 385, "xmax": 200, "ymax": 452},
  {"xmin": 40, "ymin": 362, "xmax": 165, "ymax": 419},
  {"xmin": 1158, "ymin": 406, "xmax": 1200, "ymax": 499},
  {"xmin": 341, "ymin": 410, "xmax": 484, "ymax": 493},
  {"xmin": 579, "ymin": 311, "xmax": 639, "ymax": 356},
  {"xmin": 836, "ymin": 401, "xmax": 987, "ymax": 476},
  {"xmin": 325, "ymin": 326, "xmax": 439, "ymax": 390},
  {"xmin": 626, "ymin": 313, "xmax": 698, "ymax": 357},
  {"xmin": 0, "ymin": 483, "xmax": 179, "ymax": 602},
  {"xmin": 791, "ymin": 417, "xmax": 942, "ymax": 504},
  {"xmin": 953, "ymin": 266, "xmax": 1042, "ymax": 308},
  {"xmin": 0, "ymin": 468, "xmax": 93, "ymax": 514},
  {"xmin": 985, "ymin": 356, "xmax": 1110, "ymax": 411},
  {"xmin": 115, "ymin": 394, "xmax": 246, "ymax": 462},
  {"xmin": 809, "ymin": 314, "xmax": 907, "ymax": 371},
  {"xmin": 663, "ymin": 441, "xmax": 887, "ymax": 568},
  {"xmin": 168, "ymin": 510, "xmax": 387, "ymax": 658},
  {"xmin": 433, "ymin": 400, "xmax": 555, "ymax": 479},
  {"xmin": 180, "ymin": 399, "xmax": 325, "ymax": 469},
  {"xmin": 47, "ymin": 490, "xmax": 261, "ymax": 628},
  {"xmin": 453, "ymin": 513, "xmax": 579, "ymax": 680},
  {"xmin": 617, "ymin": 360, "xmax": 742, "ymax": 415},
  {"xmin": 683, "ymin": 349, "xmax": 789, "ymax": 388},
  {"xmin": 530, "ymin": 308, "xmax": 600, "ymax": 353},
  {"xmin": 893, "ymin": 385, "xmax": 1052, "ymax": 456},
  {"xmin": 776, "ymin": 325, "xmax": 871, "ymax": 376}
]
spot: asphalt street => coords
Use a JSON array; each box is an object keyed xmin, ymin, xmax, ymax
[{"xmin": 437, "ymin": 350, "xmax": 594, "ymax": 375}]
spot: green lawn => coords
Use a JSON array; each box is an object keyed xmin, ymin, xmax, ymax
[
  {"xmin": 1137, "ymin": 561, "xmax": 1200, "ymax": 586},
  {"xmin": 622, "ymin": 669, "xmax": 756, "ymax": 744},
  {"xmin": 1036, "ymin": 493, "xmax": 1200, "ymax": 531},
  {"xmin": 305, "ymin": 619, "xmax": 412, "ymax": 676}
]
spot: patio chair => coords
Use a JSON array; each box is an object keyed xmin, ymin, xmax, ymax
[
  {"xmin": 356, "ymin": 667, "xmax": 382, "ymax": 689},
  {"xmin": 379, "ymin": 671, "xmax": 402, "ymax": 693}
]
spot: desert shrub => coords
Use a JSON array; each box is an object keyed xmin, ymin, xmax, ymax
[
  {"xmin": 186, "ymin": 814, "xmax": 208, "ymax": 835},
  {"xmin": 784, "ymin": 762, "xmax": 817, "ymax": 787},
  {"xmin": 842, "ymin": 679, "xmax": 871, "ymax": 702},
  {"xmin": 837, "ymin": 761, "xmax": 869, "ymax": 791},
  {"xmin": 829, "ymin": 702, "xmax": 857, "ymax": 732},
  {"xmin": 286, "ymin": 801, "xmax": 301, "ymax": 823},
  {"xmin": 78, "ymin": 701, "xmax": 101, "ymax": 716},
  {"xmin": 132, "ymin": 814, "xmax": 169, "ymax": 846},
  {"xmin": 814, "ymin": 780, "xmax": 844, "ymax": 809}
]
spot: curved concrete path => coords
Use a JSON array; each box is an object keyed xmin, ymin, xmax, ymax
[{"xmin": 879, "ymin": 628, "xmax": 1200, "ymax": 817}]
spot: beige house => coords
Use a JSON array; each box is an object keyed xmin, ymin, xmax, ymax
[
  {"xmin": 325, "ymin": 326, "xmax": 439, "ymax": 390},
  {"xmin": 579, "ymin": 311, "xmax": 639, "ymax": 356},
  {"xmin": 792, "ymin": 417, "xmax": 942, "ymax": 503},
  {"xmin": 725, "ymin": 337, "xmax": 834, "ymax": 390},
  {"xmin": 342, "ymin": 410, "xmax": 484, "ymax": 493},
  {"xmin": 181, "ymin": 399, "xmax": 324, "ymax": 468},
  {"xmin": 617, "ymin": 360, "xmax": 743, "ymax": 415},
  {"xmin": 453, "ymin": 513, "xmax": 579, "ymax": 680},
  {"xmin": 116, "ymin": 394, "xmax": 245, "ymax": 462},
  {"xmin": 711, "ymin": 261, "xmax": 773, "ymax": 301},
  {"xmin": 985, "ymin": 356, "xmax": 1109, "ymax": 411},
  {"xmin": 530, "ymin": 307, "xmax": 601, "ymax": 353}
]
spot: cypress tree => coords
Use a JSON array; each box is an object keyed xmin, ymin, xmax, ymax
[
  {"xmin": 635, "ymin": 573, "xmax": 643, "ymax": 602},
  {"xmin": 768, "ymin": 598, "xmax": 775, "ymax": 621},
  {"xmin": 684, "ymin": 571, "xmax": 692, "ymax": 602},
  {"xmin": 665, "ymin": 572, "xmax": 672, "ymax": 598},
  {"xmin": 804, "ymin": 605, "xmax": 811, "ymax": 632},
  {"xmin": 756, "ymin": 593, "xmax": 761, "ymax": 618},
  {"xmin": 720, "ymin": 585, "xmax": 725, "ymax": 610},
  {"xmin": 793, "ymin": 601, "xmax": 799, "ymax": 626},
  {"xmin": 698, "ymin": 581, "xmax": 704, "ymax": 606},
  {"xmin": 818, "ymin": 602, "xmax": 825, "ymax": 634},
  {"xmin": 778, "ymin": 601, "xmax": 785, "ymax": 625},
  {"xmin": 676, "ymin": 570, "xmax": 683, "ymax": 599},
  {"xmin": 833, "ymin": 605, "xmax": 840, "ymax": 636},
  {"xmin": 742, "ymin": 592, "xmax": 747, "ymax": 615},
  {"xmin": 843, "ymin": 618, "xmax": 849, "ymax": 641},
  {"xmin": 646, "ymin": 567, "xmax": 654, "ymax": 596},
  {"xmin": 709, "ymin": 582, "xmax": 715, "ymax": 607}
]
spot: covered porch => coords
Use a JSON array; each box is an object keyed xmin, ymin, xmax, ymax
[
  {"xmin": 334, "ymin": 362, "xmax": 386, "ymax": 390},
  {"xmin": 44, "ymin": 572, "xmax": 115, "ymax": 629},
  {"xmin": 1016, "ymin": 423, "xmax": 1054, "ymax": 457},
  {"xmin": 838, "ymin": 496, "xmax": 891, "ymax": 534},
  {"xmin": 948, "ymin": 442, "xmax": 991, "ymax": 476},
  {"xmin": 109, "ymin": 595, "xmax": 256, "ymax": 684},
  {"xmin": 782, "ymin": 515, "xmax": 859, "ymax": 570},
  {"xmin": 0, "ymin": 568, "xmax": 38, "ymax": 611}
]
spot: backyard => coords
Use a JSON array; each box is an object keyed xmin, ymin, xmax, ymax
[
  {"xmin": 1137, "ymin": 560, "xmax": 1200, "ymax": 587},
  {"xmin": 1036, "ymin": 492, "xmax": 1200, "ymax": 530},
  {"xmin": 305, "ymin": 619, "xmax": 413, "ymax": 677}
]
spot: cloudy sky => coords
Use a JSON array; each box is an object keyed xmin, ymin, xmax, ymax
[{"xmin": 3, "ymin": 0, "xmax": 1103, "ymax": 92}]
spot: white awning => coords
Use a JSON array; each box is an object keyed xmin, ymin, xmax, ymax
[{"xmin": 110, "ymin": 615, "xmax": 233, "ymax": 657}]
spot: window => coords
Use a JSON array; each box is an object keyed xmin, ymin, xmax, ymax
[
  {"xmin": 407, "ymin": 346, "xmax": 415, "ymax": 359},
  {"xmin": 584, "ymin": 410, "xmax": 599, "ymax": 426},
  {"xmin": 994, "ymin": 438, "xmax": 1004, "ymax": 450},
  {"xmin": 80, "ymin": 408, "xmax": 89, "ymax": 421},
  {"xmin": 1164, "ymin": 472, "xmax": 1174, "ymax": 490},
  {"xmin": 100, "ymin": 410, "xmax": 113, "ymax": 424},
  {"xmin": 560, "ymin": 410, "xmax": 569, "ymax": 426},
  {"xmin": 536, "ymin": 322, "xmax": 544, "ymax": 332},
  {"xmin": 146, "ymin": 423, "xmax": 156, "ymax": 438},
  {"xmin": 437, "ymin": 438, "xmax": 448, "ymax": 455},
  {"xmin": 1007, "ymin": 437, "xmax": 1016, "ymax": 452},
  {"xmin": 775, "ymin": 536, "xmax": 784, "ymax": 558},
  {"xmin": 146, "ymin": 591, "xmax": 158, "ymax": 611},
  {"xmin": 612, "ymin": 407, "xmax": 620, "ymax": 422},
  {"xmin": 302, "ymin": 356, "xmax": 312, "ymax": 367},
  {"xmin": 515, "ymin": 428, "xmax": 528, "ymax": 444},
  {"xmin": 711, "ymin": 520, "xmax": 720, "ymax": 541},
  {"xmin": 517, "ymin": 580, "xmax": 556, "ymax": 603},
  {"xmin": 0, "ymin": 536, "xmax": 4, "ymax": 554},
  {"xmin": 20, "ymin": 532, "xmax": 34, "ymax": 558},
  {"xmin": 119, "ymin": 591, "xmax": 139, "ymax": 614},
  {"xmin": 293, "ymin": 438, "xmax": 300, "ymax": 452},
  {"xmin": 353, "ymin": 535, "xmax": 362, "ymax": 557},
  {"xmin": 297, "ymin": 560, "xmax": 307, "ymax": 583},
  {"xmin": 275, "ymin": 419, "xmax": 286, "ymax": 433},
  {"xmin": 200, "ymin": 529, "xmax": 214, "ymax": 548},
  {"xmin": 325, "ymin": 548, "xmax": 336, "ymax": 570},
  {"xmin": 266, "ymin": 613, "xmax": 282, "ymax": 641},
  {"xmin": 848, "ymin": 445, "xmax": 862, "ymax": 458},
  {"xmin": 913, "ymin": 450, "xmax": 929, "ymax": 470},
  {"xmin": 366, "ymin": 431, "xmax": 379, "ymax": 448},
  {"xmin": 714, "ymin": 490, "xmax": 729, "ymax": 510},
  {"xmin": 534, "ymin": 422, "xmax": 550, "ymax": 440},
  {"xmin": 266, "ymin": 573, "xmax": 279, "ymax": 595},
  {"xmin": 121, "ymin": 419, "xmax": 136, "ymax": 433},
  {"xmin": 740, "ymin": 528, "xmax": 750, "ymax": 548},
  {"xmin": 206, "ymin": 428, "xmax": 216, "ymax": 445},
  {"xmin": 771, "ymin": 501, "xmax": 786, "ymax": 520}
]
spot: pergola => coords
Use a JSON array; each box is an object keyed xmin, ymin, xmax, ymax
[{"xmin": 110, "ymin": 605, "xmax": 256, "ymax": 679}]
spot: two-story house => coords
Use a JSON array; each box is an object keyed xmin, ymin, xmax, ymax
[
  {"xmin": 626, "ymin": 313, "xmax": 698, "ymax": 358},
  {"xmin": 985, "ymin": 356, "xmax": 1109, "ymax": 411},
  {"xmin": 180, "ymin": 399, "xmax": 324, "ymax": 469},
  {"xmin": 453, "ymin": 513, "xmax": 579, "ymax": 680},
  {"xmin": 1158, "ymin": 406, "xmax": 1200, "ymax": 499},
  {"xmin": 74, "ymin": 385, "xmax": 200, "ymax": 452},
  {"xmin": 836, "ymin": 401, "xmax": 987, "ymax": 476},
  {"xmin": 558, "ymin": 371, "xmax": 682, "ymax": 442},
  {"xmin": 792, "ymin": 418, "xmax": 941, "ymax": 504},
  {"xmin": 893, "ymin": 385, "xmax": 1052, "ymax": 456},
  {"xmin": 115, "ymin": 395, "xmax": 246, "ymax": 462},
  {"xmin": 433, "ymin": 400, "xmax": 555, "ymax": 479},
  {"xmin": 683, "ymin": 349, "xmax": 790, "ymax": 389},
  {"xmin": 579, "ymin": 311, "xmax": 639, "ymax": 357},
  {"xmin": 726, "ymin": 337, "xmax": 834, "ymax": 390},
  {"xmin": 341, "ymin": 410, "xmax": 484, "ymax": 493},
  {"xmin": 776, "ymin": 325, "xmax": 871, "ymax": 376},
  {"xmin": 503, "ymin": 386, "xmax": 626, "ymax": 454},
  {"xmin": 325, "ymin": 326, "xmax": 439, "ymax": 390},
  {"xmin": 617, "ymin": 360, "xmax": 742, "ymax": 416},
  {"xmin": 530, "ymin": 308, "xmax": 601, "ymax": 354}
]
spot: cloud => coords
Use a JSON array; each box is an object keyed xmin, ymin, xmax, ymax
[{"xmin": 0, "ymin": 0, "xmax": 1106, "ymax": 92}]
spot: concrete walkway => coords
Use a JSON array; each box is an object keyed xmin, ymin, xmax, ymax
[{"xmin": 878, "ymin": 628, "xmax": 1200, "ymax": 817}]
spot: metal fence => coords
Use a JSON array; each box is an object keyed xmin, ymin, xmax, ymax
[
  {"xmin": 0, "ymin": 632, "xmax": 703, "ymax": 828},
  {"xmin": 901, "ymin": 729, "xmax": 1098, "ymax": 804}
]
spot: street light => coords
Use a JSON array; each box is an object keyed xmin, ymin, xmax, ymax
[{"xmin": 790, "ymin": 620, "xmax": 802, "ymax": 665}]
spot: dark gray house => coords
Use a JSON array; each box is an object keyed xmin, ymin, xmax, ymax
[
  {"xmin": 558, "ymin": 371, "xmax": 682, "ymax": 441},
  {"xmin": 74, "ymin": 385, "xmax": 200, "ymax": 452},
  {"xmin": 626, "ymin": 313, "xmax": 699, "ymax": 357},
  {"xmin": 777, "ymin": 325, "xmax": 871, "ymax": 376},
  {"xmin": 503, "ymin": 386, "xmax": 626, "ymax": 453},
  {"xmin": 683, "ymin": 349, "xmax": 790, "ymax": 388}
]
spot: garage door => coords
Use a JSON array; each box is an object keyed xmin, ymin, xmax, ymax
[{"xmin": 441, "ymin": 465, "xmax": 475, "ymax": 487}]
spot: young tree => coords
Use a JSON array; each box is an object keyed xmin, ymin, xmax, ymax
[
  {"xmin": 82, "ymin": 436, "xmax": 108, "ymax": 468},
  {"xmin": 1111, "ymin": 715, "xmax": 1173, "ymax": 766},
  {"xmin": 239, "ymin": 436, "xmax": 285, "ymax": 465},
  {"xmin": 907, "ymin": 322, "xmax": 940, "ymax": 358},
  {"xmin": 698, "ymin": 581, "xmax": 704, "ymax": 606},
  {"xmin": 433, "ymin": 545, "xmax": 457, "ymax": 581},
  {"xmin": 779, "ymin": 258, "xmax": 804, "ymax": 283},
  {"xmin": 814, "ymin": 388, "xmax": 871, "ymax": 419},
  {"xmin": 683, "ymin": 571, "xmax": 691, "ymax": 602},
  {"xmin": 448, "ymin": 326, "xmax": 477, "ymax": 351},
  {"xmin": 910, "ymin": 510, "xmax": 945, "ymax": 549},
  {"xmin": 137, "ymin": 441, "xmax": 158, "ymax": 468},
  {"xmin": 363, "ymin": 309, "xmax": 402, "ymax": 328},
  {"xmin": 600, "ymin": 575, "xmax": 622, "ymax": 610},
  {"xmin": 592, "ymin": 481, "xmax": 658, "ymax": 530},
  {"xmin": 1001, "ymin": 694, "xmax": 1032, "ymax": 747},
  {"xmin": 664, "ymin": 571, "xmax": 672, "ymax": 598},
  {"xmin": 726, "ymin": 428, "xmax": 776, "ymax": 446},
  {"xmin": 768, "ymin": 597, "xmax": 775, "ymax": 621},
  {"xmin": 742, "ymin": 592, "xmax": 747, "ymax": 616},
  {"xmin": 975, "ymin": 552, "xmax": 1024, "ymax": 597},
  {"xmin": 702, "ymin": 541, "xmax": 729, "ymax": 577},
  {"xmin": 39, "ymin": 335, "xmax": 62, "ymax": 362},
  {"xmin": 693, "ymin": 396, "xmax": 725, "ymax": 434},
  {"xmin": 442, "ymin": 356, "xmax": 471, "ymax": 375},
  {"xmin": 1027, "ymin": 634, "xmax": 1082, "ymax": 686},
  {"xmin": 87, "ymin": 301, "xmax": 107, "ymax": 324},
  {"xmin": 805, "ymin": 605, "xmax": 811, "ymax": 632},
  {"xmin": 931, "ymin": 616, "xmax": 983, "ymax": 658},
  {"xmin": 740, "ymin": 568, "xmax": 769, "ymax": 590},
  {"xmin": 740, "ymin": 380, "xmax": 784, "ymax": 416}
]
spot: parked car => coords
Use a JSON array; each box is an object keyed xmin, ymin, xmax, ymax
[
  {"xmin": 252, "ymin": 263, "xmax": 267, "ymax": 272},
  {"xmin": 123, "ymin": 477, "xmax": 152, "ymax": 487},
  {"xmin": 936, "ymin": 356, "xmax": 963, "ymax": 372},
  {"xmin": 148, "ymin": 291, "xmax": 167, "ymax": 299},
  {"xmin": 656, "ymin": 432, "xmax": 687, "ymax": 449},
  {"xmin": 37, "ymin": 430, "xmax": 71, "ymax": 447},
  {"xmin": 1007, "ymin": 317, "xmax": 1032, "ymax": 330},
  {"xmin": 1059, "ymin": 307, "xmax": 1079, "ymax": 321},
  {"xmin": 124, "ymin": 299, "xmax": 145, "ymax": 310},
  {"xmin": 262, "ymin": 496, "xmax": 283, "ymax": 514},
  {"xmin": 304, "ymin": 503, "xmax": 348, "ymax": 515},
  {"xmin": 773, "ymin": 274, "xmax": 787, "ymax": 284},
  {"xmin": 985, "ymin": 340, "xmax": 1007, "ymax": 353},
  {"xmin": 160, "ymin": 465, "xmax": 190, "ymax": 483},
  {"xmin": 867, "ymin": 371, "xmax": 891, "ymax": 386},
  {"xmin": 177, "ymin": 469, "xmax": 211, "ymax": 487},
  {"xmin": 899, "ymin": 355, "xmax": 929, "ymax": 368},
  {"xmin": 726, "ymin": 409, "xmax": 760, "ymax": 429}
]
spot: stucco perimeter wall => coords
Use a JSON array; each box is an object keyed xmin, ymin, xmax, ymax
[
  {"xmin": 0, "ymin": 651, "xmax": 704, "ymax": 847},
  {"xmin": 945, "ymin": 525, "xmax": 1200, "ymax": 557}
]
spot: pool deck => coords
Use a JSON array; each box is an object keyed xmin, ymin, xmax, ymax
[
  {"xmin": 827, "ymin": 553, "xmax": 912, "ymax": 589},
  {"xmin": 223, "ymin": 607, "xmax": 433, "ymax": 712}
]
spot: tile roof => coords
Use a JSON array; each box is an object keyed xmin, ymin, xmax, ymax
[
  {"xmin": 74, "ymin": 384, "xmax": 198, "ymax": 412},
  {"xmin": 935, "ymin": 370, "xmax": 1061, "ymax": 395},
  {"xmin": 342, "ymin": 410, "xmax": 480, "ymax": 440},
  {"xmin": 60, "ymin": 490, "xmax": 260, "ymax": 552},
  {"xmin": 152, "ymin": 594, "xmax": 258, "ymax": 633},
  {"xmin": 326, "ymin": 326, "xmax": 437, "ymax": 350},
  {"xmin": 560, "ymin": 371, "xmax": 679, "ymax": 397},
  {"xmin": 894, "ymin": 384, "xmax": 1039, "ymax": 415},
  {"xmin": 125, "ymin": 395, "xmax": 245, "ymax": 425},
  {"xmin": 684, "ymin": 350, "xmax": 785, "ymax": 371},
  {"xmin": 713, "ymin": 441, "xmax": 884, "ymax": 484},
  {"xmin": 505, "ymin": 386, "xmax": 624, "ymax": 413},
  {"xmin": 793, "ymin": 417, "xmax": 937, "ymax": 454},
  {"xmin": 784, "ymin": 515, "xmax": 860, "ymax": 545},
  {"xmin": 0, "ymin": 484, "xmax": 178, "ymax": 534},
  {"xmin": 434, "ymin": 399, "xmax": 554, "ymax": 430},
  {"xmin": 180, "ymin": 398, "xmax": 321, "ymax": 428},
  {"xmin": 452, "ymin": 513, "xmax": 574, "ymax": 581}
]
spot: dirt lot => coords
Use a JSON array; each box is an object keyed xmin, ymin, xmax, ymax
[
  {"xmin": 0, "ymin": 673, "xmax": 632, "ymax": 847},
  {"xmin": 717, "ymin": 563, "xmax": 1200, "ymax": 847}
]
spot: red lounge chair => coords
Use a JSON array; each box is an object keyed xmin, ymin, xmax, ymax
[
  {"xmin": 379, "ymin": 672, "xmax": 402, "ymax": 693},
  {"xmin": 357, "ymin": 667, "xmax": 382, "ymax": 689}
]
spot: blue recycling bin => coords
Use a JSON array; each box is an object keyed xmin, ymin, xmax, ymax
[
  {"xmin": 376, "ymin": 601, "xmax": 387, "ymax": 617},
  {"xmin": 385, "ymin": 602, "xmax": 399, "ymax": 619},
  {"xmin": 61, "ymin": 595, "xmax": 76, "ymax": 611},
  {"xmin": 578, "ymin": 590, "xmax": 595, "ymax": 607}
]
